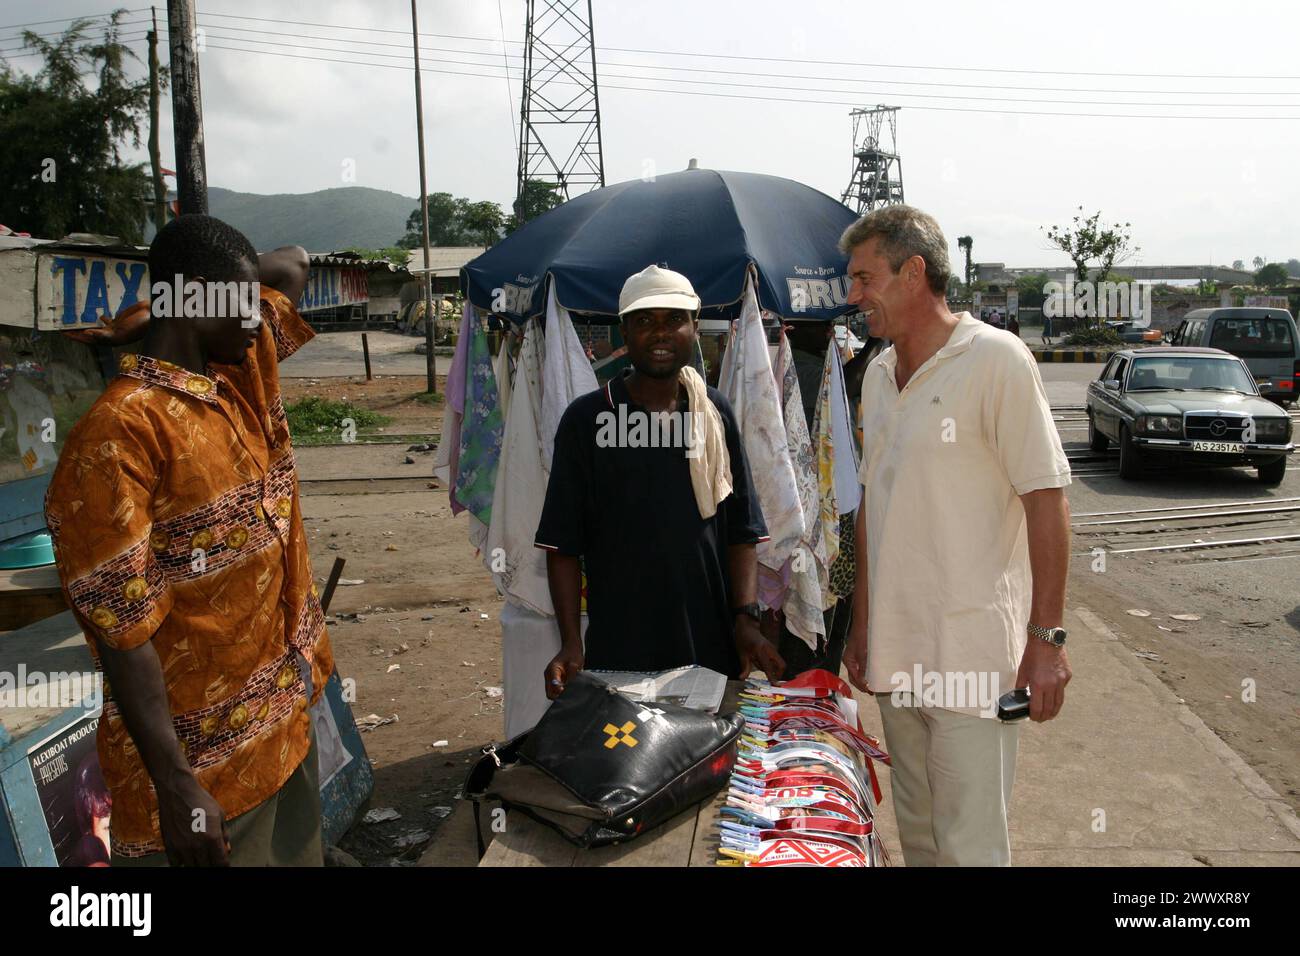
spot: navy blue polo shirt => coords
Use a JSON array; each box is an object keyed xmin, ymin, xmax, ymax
[{"xmin": 535, "ymin": 368, "xmax": 768, "ymax": 676}]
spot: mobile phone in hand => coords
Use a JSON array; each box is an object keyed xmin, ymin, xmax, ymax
[{"xmin": 997, "ymin": 687, "xmax": 1031, "ymax": 722}]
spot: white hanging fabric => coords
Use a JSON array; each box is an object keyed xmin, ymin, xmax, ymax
[
  {"xmin": 720, "ymin": 271, "xmax": 805, "ymax": 577},
  {"xmin": 481, "ymin": 317, "xmax": 554, "ymax": 616},
  {"xmin": 763, "ymin": 329, "xmax": 826, "ymax": 648},
  {"xmin": 539, "ymin": 281, "xmax": 598, "ymax": 471},
  {"xmin": 494, "ymin": 329, "xmax": 514, "ymax": 422},
  {"xmin": 826, "ymin": 340, "xmax": 862, "ymax": 513},
  {"xmin": 500, "ymin": 602, "xmax": 589, "ymax": 738}
]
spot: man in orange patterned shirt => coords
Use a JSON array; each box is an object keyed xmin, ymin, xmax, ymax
[{"xmin": 45, "ymin": 214, "xmax": 334, "ymax": 866}]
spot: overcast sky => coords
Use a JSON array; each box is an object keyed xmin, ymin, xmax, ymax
[{"xmin": 6, "ymin": 0, "xmax": 1299, "ymax": 266}]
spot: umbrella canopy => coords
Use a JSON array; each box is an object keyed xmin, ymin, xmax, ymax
[{"xmin": 461, "ymin": 168, "xmax": 861, "ymax": 323}]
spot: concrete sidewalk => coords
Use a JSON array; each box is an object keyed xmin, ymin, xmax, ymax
[{"xmin": 856, "ymin": 605, "xmax": 1300, "ymax": 866}]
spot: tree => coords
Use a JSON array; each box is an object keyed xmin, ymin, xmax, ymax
[
  {"xmin": 1252, "ymin": 256, "xmax": 1265, "ymax": 270},
  {"xmin": 397, "ymin": 193, "xmax": 504, "ymax": 249},
  {"xmin": 1286, "ymin": 258, "xmax": 1300, "ymax": 277},
  {"xmin": 1014, "ymin": 272, "xmax": 1051, "ymax": 309},
  {"xmin": 505, "ymin": 179, "xmax": 564, "ymax": 234},
  {"xmin": 1255, "ymin": 262, "xmax": 1289, "ymax": 287},
  {"xmin": 1232, "ymin": 259, "xmax": 1244, "ymax": 271},
  {"xmin": 0, "ymin": 11, "xmax": 153, "ymax": 242},
  {"xmin": 345, "ymin": 246, "xmax": 409, "ymax": 263},
  {"xmin": 956, "ymin": 235, "xmax": 974, "ymax": 289},
  {"xmin": 1042, "ymin": 207, "xmax": 1139, "ymax": 287}
]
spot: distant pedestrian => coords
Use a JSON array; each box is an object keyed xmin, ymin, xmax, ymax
[{"xmin": 1041, "ymin": 314, "xmax": 1053, "ymax": 343}]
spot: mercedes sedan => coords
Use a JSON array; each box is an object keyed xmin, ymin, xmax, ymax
[{"xmin": 1085, "ymin": 347, "xmax": 1294, "ymax": 485}]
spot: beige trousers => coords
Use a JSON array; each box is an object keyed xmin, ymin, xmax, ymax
[{"xmin": 876, "ymin": 696, "xmax": 1020, "ymax": 866}]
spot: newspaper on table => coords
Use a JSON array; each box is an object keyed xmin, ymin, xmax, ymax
[{"xmin": 586, "ymin": 665, "xmax": 727, "ymax": 714}]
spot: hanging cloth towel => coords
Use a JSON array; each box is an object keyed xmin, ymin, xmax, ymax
[
  {"xmin": 483, "ymin": 317, "xmax": 554, "ymax": 615},
  {"xmin": 811, "ymin": 340, "xmax": 862, "ymax": 571},
  {"xmin": 540, "ymin": 281, "xmax": 598, "ymax": 470},
  {"xmin": 719, "ymin": 271, "xmax": 805, "ymax": 573},
  {"xmin": 678, "ymin": 364, "xmax": 731, "ymax": 519},
  {"xmin": 769, "ymin": 329, "xmax": 828, "ymax": 648},
  {"xmin": 757, "ymin": 330, "xmax": 817, "ymax": 610},
  {"xmin": 826, "ymin": 339, "xmax": 861, "ymax": 514},
  {"xmin": 454, "ymin": 312, "xmax": 505, "ymax": 525},
  {"xmin": 433, "ymin": 302, "xmax": 475, "ymax": 512},
  {"xmin": 494, "ymin": 330, "xmax": 514, "ymax": 421}
]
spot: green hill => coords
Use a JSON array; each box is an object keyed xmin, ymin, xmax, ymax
[{"xmin": 208, "ymin": 185, "xmax": 416, "ymax": 253}]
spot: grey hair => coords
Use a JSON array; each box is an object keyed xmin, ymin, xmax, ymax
[{"xmin": 838, "ymin": 204, "xmax": 951, "ymax": 296}]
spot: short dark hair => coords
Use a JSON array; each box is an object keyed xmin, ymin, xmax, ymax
[{"xmin": 149, "ymin": 214, "xmax": 258, "ymax": 285}]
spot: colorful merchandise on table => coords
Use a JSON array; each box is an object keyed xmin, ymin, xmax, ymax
[{"xmin": 717, "ymin": 669, "xmax": 891, "ymax": 867}]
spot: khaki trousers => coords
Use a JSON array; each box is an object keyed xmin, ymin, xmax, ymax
[
  {"xmin": 112, "ymin": 717, "xmax": 323, "ymax": 868},
  {"xmin": 876, "ymin": 696, "xmax": 1020, "ymax": 866}
]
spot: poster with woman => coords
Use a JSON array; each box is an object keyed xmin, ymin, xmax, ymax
[{"xmin": 27, "ymin": 713, "xmax": 111, "ymax": 866}]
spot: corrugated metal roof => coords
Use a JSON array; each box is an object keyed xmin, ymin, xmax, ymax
[{"xmin": 406, "ymin": 246, "xmax": 486, "ymax": 277}]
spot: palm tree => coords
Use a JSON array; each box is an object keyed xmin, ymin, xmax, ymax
[{"xmin": 957, "ymin": 236, "xmax": 974, "ymax": 290}]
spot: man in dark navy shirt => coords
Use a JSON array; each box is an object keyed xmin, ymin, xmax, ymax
[{"xmin": 535, "ymin": 265, "xmax": 785, "ymax": 698}]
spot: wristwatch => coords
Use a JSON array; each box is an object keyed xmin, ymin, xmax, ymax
[
  {"xmin": 733, "ymin": 602, "xmax": 762, "ymax": 623},
  {"xmin": 1028, "ymin": 623, "xmax": 1067, "ymax": 647}
]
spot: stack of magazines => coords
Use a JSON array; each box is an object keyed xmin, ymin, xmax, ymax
[{"xmin": 717, "ymin": 669, "xmax": 891, "ymax": 867}]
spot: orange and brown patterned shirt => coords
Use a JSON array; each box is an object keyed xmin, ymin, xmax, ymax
[{"xmin": 44, "ymin": 287, "xmax": 334, "ymax": 858}]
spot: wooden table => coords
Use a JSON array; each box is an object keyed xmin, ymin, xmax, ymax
[{"xmin": 479, "ymin": 681, "xmax": 741, "ymax": 867}]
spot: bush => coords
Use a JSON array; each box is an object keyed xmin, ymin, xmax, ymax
[
  {"xmin": 285, "ymin": 397, "xmax": 390, "ymax": 437},
  {"xmin": 1062, "ymin": 326, "xmax": 1122, "ymax": 347}
]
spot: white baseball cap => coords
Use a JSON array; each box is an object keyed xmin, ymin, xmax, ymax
[{"xmin": 618, "ymin": 264, "xmax": 701, "ymax": 316}]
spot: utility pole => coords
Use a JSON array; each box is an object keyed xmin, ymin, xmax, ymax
[
  {"xmin": 411, "ymin": 0, "xmax": 436, "ymax": 395},
  {"xmin": 166, "ymin": 0, "xmax": 207, "ymax": 214},
  {"xmin": 147, "ymin": 8, "xmax": 168, "ymax": 233}
]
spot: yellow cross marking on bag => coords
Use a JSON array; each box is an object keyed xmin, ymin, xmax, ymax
[{"xmin": 602, "ymin": 720, "xmax": 638, "ymax": 749}]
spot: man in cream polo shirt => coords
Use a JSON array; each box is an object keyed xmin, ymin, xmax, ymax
[{"xmin": 840, "ymin": 205, "xmax": 1072, "ymax": 867}]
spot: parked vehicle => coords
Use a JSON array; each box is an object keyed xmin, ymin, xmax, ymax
[
  {"xmin": 1085, "ymin": 347, "xmax": 1294, "ymax": 484},
  {"xmin": 1102, "ymin": 320, "xmax": 1162, "ymax": 343},
  {"xmin": 1167, "ymin": 308, "xmax": 1299, "ymax": 405}
]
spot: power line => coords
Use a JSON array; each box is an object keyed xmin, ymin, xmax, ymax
[
  {"xmin": 119, "ymin": 27, "xmax": 1300, "ymax": 111},
  {"xmin": 191, "ymin": 9, "xmax": 1300, "ymax": 83},
  {"xmin": 0, "ymin": 16, "xmax": 153, "ymax": 47},
  {"xmin": 102, "ymin": 15, "xmax": 1299, "ymax": 100},
  {"xmin": 0, "ymin": 8, "xmax": 147, "ymax": 31},
  {"xmin": 186, "ymin": 40, "xmax": 1300, "ymax": 121},
  {"xmin": 12, "ymin": 15, "xmax": 1300, "ymax": 120},
  {"xmin": 0, "ymin": 30, "xmax": 152, "ymax": 57},
  {"xmin": 496, "ymin": 0, "xmax": 518, "ymax": 153}
]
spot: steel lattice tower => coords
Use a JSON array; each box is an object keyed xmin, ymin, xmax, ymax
[
  {"xmin": 840, "ymin": 106, "xmax": 905, "ymax": 214},
  {"xmin": 514, "ymin": 0, "xmax": 605, "ymax": 224}
]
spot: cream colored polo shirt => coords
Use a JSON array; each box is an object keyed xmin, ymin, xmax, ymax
[{"xmin": 857, "ymin": 312, "xmax": 1070, "ymax": 717}]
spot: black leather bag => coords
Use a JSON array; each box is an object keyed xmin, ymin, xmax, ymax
[{"xmin": 465, "ymin": 671, "xmax": 743, "ymax": 852}]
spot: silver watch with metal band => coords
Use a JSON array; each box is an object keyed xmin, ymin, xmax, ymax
[{"xmin": 1028, "ymin": 623, "xmax": 1067, "ymax": 647}]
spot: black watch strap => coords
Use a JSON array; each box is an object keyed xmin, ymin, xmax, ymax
[{"xmin": 733, "ymin": 602, "xmax": 762, "ymax": 622}]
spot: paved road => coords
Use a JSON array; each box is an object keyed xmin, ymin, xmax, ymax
[
  {"xmin": 1039, "ymin": 363, "xmax": 1300, "ymax": 818},
  {"xmin": 282, "ymin": 330, "xmax": 431, "ymax": 379}
]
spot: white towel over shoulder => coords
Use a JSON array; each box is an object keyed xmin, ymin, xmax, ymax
[{"xmin": 679, "ymin": 365, "xmax": 731, "ymax": 519}]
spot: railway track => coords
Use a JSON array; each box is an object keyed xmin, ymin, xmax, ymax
[{"xmin": 1071, "ymin": 495, "xmax": 1300, "ymax": 565}]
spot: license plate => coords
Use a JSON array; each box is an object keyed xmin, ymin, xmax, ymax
[{"xmin": 1191, "ymin": 441, "xmax": 1245, "ymax": 453}]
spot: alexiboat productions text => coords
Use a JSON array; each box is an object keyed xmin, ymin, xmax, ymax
[{"xmin": 1113, "ymin": 891, "xmax": 1251, "ymax": 930}]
